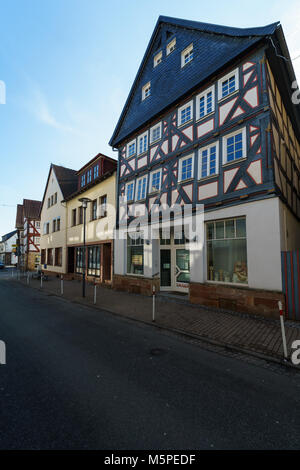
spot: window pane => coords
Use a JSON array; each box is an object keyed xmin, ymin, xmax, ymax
[
  {"xmin": 207, "ymin": 223, "xmax": 214, "ymax": 240},
  {"xmin": 215, "ymin": 221, "xmax": 224, "ymax": 239},
  {"xmin": 225, "ymin": 220, "xmax": 235, "ymax": 238},
  {"xmin": 207, "ymin": 239, "xmax": 248, "ymax": 284},
  {"xmin": 236, "ymin": 218, "xmax": 246, "ymax": 238}
]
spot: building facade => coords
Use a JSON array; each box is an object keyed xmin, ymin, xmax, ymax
[
  {"xmin": 15, "ymin": 199, "xmax": 42, "ymax": 271},
  {"xmin": 0, "ymin": 230, "xmax": 18, "ymax": 266},
  {"xmin": 110, "ymin": 16, "xmax": 300, "ymax": 317},
  {"xmin": 40, "ymin": 164, "xmax": 77, "ymax": 275},
  {"xmin": 64, "ymin": 154, "xmax": 117, "ymax": 284}
]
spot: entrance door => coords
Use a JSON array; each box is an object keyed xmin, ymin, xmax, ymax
[{"xmin": 160, "ymin": 249, "xmax": 171, "ymax": 290}]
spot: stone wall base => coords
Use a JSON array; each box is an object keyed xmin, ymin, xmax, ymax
[
  {"xmin": 113, "ymin": 275, "xmax": 160, "ymax": 296},
  {"xmin": 189, "ymin": 282, "xmax": 285, "ymax": 319}
]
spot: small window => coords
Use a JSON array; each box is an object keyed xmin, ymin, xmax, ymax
[
  {"xmin": 154, "ymin": 51, "xmax": 162, "ymax": 67},
  {"xmin": 81, "ymin": 174, "xmax": 86, "ymax": 187},
  {"xmin": 51, "ymin": 195, "xmax": 54, "ymax": 206},
  {"xmin": 178, "ymin": 100, "xmax": 193, "ymax": 126},
  {"xmin": 56, "ymin": 217, "xmax": 61, "ymax": 231},
  {"xmin": 222, "ymin": 128, "xmax": 246, "ymax": 164},
  {"xmin": 218, "ymin": 68, "xmax": 239, "ymax": 100},
  {"xmin": 135, "ymin": 175, "xmax": 148, "ymax": 201},
  {"xmin": 181, "ymin": 44, "xmax": 193, "ymax": 68},
  {"xmin": 142, "ymin": 82, "xmax": 151, "ymax": 100},
  {"xmin": 150, "ymin": 122, "xmax": 162, "ymax": 144},
  {"xmin": 125, "ymin": 181, "xmax": 135, "ymax": 202},
  {"xmin": 55, "ymin": 247, "xmax": 62, "ymax": 267},
  {"xmin": 179, "ymin": 154, "xmax": 194, "ymax": 182},
  {"xmin": 52, "ymin": 219, "xmax": 56, "ymax": 233},
  {"xmin": 149, "ymin": 169, "xmax": 162, "ymax": 192},
  {"xmin": 78, "ymin": 206, "xmax": 83, "ymax": 225},
  {"xmin": 137, "ymin": 132, "xmax": 148, "ymax": 155},
  {"xmin": 47, "ymin": 198, "xmax": 50, "ymax": 208},
  {"xmin": 196, "ymin": 86, "xmax": 215, "ymax": 120},
  {"xmin": 91, "ymin": 200, "xmax": 97, "ymax": 221},
  {"xmin": 199, "ymin": 142, "xmax": 219, "ymax": 179},
  {"xmin": 99, "ymin": 195, "xmax": 107, "ymax": 218},
  {"xmin": 127, "ymin": 139, "xmax": 136, "ymax": 158},
  {"xmin": 167, "ymin": 38, "xmax": 176, "ymax": 55},
  {"xmin": 72, "ymin": 209, "xmax": 76, "ymax": 226},
  {"xmin": 94, "ymin": 164, "xmax": 99, "ymax": 179},
  {"xmin": 54, "ymin": 193, "xmax": 57, "ymax": 204}
]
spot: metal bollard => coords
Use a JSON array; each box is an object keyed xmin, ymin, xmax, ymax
[
  {"xmin": 152, "ymin": 285, "xmax": 156, "ymax": 322},
  {"xmin": 60, "ymin": 275, "xmax": 64, "ymax": 295},
  {"xmin": 27, "ymin": 272, "xmax": 30, "ymax": 285},
  {"xmin": 278, "ymin": 301, "xmax": 288, "ymax": 360},
  {"xmin": 40, "ymin": 272, "xmax": 43, "ymax": 289}
]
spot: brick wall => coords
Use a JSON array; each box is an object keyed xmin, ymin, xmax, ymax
[
  {"xmin": 189, "ymin": 282, "xmax": 285, "ymax": 319},
  {"xmin": 113, "ymin": 274, "xmax": 160, "ymax": 296}
]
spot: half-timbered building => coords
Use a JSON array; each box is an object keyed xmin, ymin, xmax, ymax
[
  {"xmin": 15, "ymin": 199, "xmax": 42, "ymax": 271},
  {"xmin": 110, "ymin": 16, "xmax": 300, "ymax": 317}
]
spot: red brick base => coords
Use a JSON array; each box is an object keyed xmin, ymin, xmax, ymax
[
  {"xmin": 113, "ymin": 275, "xmax": 160, "ymax": 296},
  {"xmin": 189, "ymin": 282, "xmax": 285, "ymax": 319}
]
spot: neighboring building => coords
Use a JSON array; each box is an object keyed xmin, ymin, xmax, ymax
[
  {"xmin": 15, "ymin": 199, "xmax": 42, "ymax": 270},
  {"xmin": 0, "ymin": 230, "xmax": 18, "ymax": 265},
  {"xmin": 64, "ymin": 153, "xmax": 117, "ymax": 283},
  {"xmin": 110, "ymin": 16, "xmax": 300, "ymax": 317},
  {"xmin": 40, "ymin": 164, "xmax": 77, "ymax": 275}
]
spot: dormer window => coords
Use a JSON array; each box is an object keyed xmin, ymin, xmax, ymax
[
  {"xmin": 87, "ymin": 169, "xmax": 92, "ymax": 184},
  {"xmin": 167, "ymin": 38, "xmax": 176, "ymax": 55},
  {"xmin": 142, "ymin": 82, "xmax": 151, "ymax": 100},
  {"xmin": 94, "ymin": 164, "xmax": 99, "ymax": 179},
  {"xmin": 181, "ymin": 44, "xmax": 193, "ymax": 68},
  {"xmin": 154, "ymin": 51, "xmax": 162, "ymax": 67},
  {"xmin": 81, "ymin": 174, "xmax": 85, "ymax": 187}
]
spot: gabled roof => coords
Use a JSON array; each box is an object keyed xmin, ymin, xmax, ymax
[
  {"xmin": 52, "ymin": 164, "xmax": 78, "ymax": 198},
  {"xmin": 23, "ymin": 199, "xmax": 42, "ymax": 220},
  {"xmin": 1, "ymin": 230, "xmax": 17, "ymax": 242},
  {"xmin": 15, "ymin": 204, "xmax": 24, "ymax": 229},
  {"xmin": 76, "ymin": 153, "xmax": 117, "ymax": 175},
  {"xmin": 110, "ymin": 16, "xmax": 280, "ymax": 147}
]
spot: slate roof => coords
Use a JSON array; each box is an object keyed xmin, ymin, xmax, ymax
[
  {"xmin": 52, "ymin": 164, "xmax": 78, "ymax": 199},
  {"xmin": 1, "ymin": 230, "xmax": 17, "ymax": 242},
  {"xmin": 15, "ymin": 204, "xmax": 24, "ymax": 229},
  {"xmin": 23, "ymin": 199, "xmax": 42, "ymax": 220},
  {"xmin": 110, "ymin": 16, "xmax": 280, "ymax": 147}
]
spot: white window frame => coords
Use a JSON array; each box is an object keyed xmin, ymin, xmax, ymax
[
  {"xmin": 218, "ymin": 68, "xmax": 239, "ymax": 101},
  {"xmin": 125, "ymin": 181, "xmax": 135, "ymax": 202},
  {"xmin": 198, "ymin": 141, "xmax": 219, "ymax": 180},
  {"xmin": 149, "ymin": 168, "xmax": 162, "ymax": 193},
  {"xmin": 126, "ymin": 139, "xmax": 136, "ymax": 158},
  {"xmin": 167, "ymin": 38, "xmax": 176, "ymax": 55},
  {"xmin": 142, "ymin": 82, "xmax": 151, "ymax": 101},
  {"xmin": 196, "ymin": 85, "xmax": 215, "ymax": 121},
  {"xmin": 178, "ymin": 100, "xmax": 193, "ymax": 127},
  {"xmin": 135, "ymin": 175, "xmax": 148, "ymax": 201},
  {"xmin": 154, "ymin": 51, "xmax": 162, "ymax": 67},
  {"xmin": 181, "ymin": 43, "xmax": 193, "ymax": 68},
  {"xmin": 150, "ymin": 122, "xmax": 162, "ymax": 144},
  {"xmin": 222, "ymin": 127, "xmax": 247, "ymax": 165},
  {"xmin": 179, "ymin": 153, "xmax": 194, "ymax": 182},
  {"xmin": 137, "ymin": 131, "xmax": 148, "ymax": 155}
]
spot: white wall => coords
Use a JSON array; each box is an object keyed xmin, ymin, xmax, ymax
[{"xmin": 193, "ymin": 197, "xmax": 283, "ymax": 292}]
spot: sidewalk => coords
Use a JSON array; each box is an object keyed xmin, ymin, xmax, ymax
[{"xmin": 16, "ymin": 273, "xmax": 300, "ymax": 366}]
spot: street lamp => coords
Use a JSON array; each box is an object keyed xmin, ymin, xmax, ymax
[{"xmin": 78, "ymin": 197, "xmax": 92, "ymax": 297}]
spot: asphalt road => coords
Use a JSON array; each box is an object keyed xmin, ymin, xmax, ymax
[{"xmin": 0, "ymin": 270, "xmax": 299, "ymax": 450}]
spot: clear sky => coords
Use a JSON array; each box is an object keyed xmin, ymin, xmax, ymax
[{"xmin": 0, "ymin": 0, "xmax": 299, "ymax": 235}]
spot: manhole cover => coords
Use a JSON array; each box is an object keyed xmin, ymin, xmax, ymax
[{"xmin": 149, "ymin": 348, "xmax": 166, "ymax": 356}]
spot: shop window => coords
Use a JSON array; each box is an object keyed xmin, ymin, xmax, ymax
[
  {"xmin": 88, "ymin": 246, "xmax": 101, "ymax": 277},
  {"xmin": 206, "ymin": 217, "xmax": 248, "ymax": 284},
  {"xmin": 75, "ymin": 247, "xmax": 84, "ymax": 274},
  {"xmin": 55, "ymin": 247, "xmax": 62, "ymax": 267},
  {"xmin": 127, "ymin": 233, "xmax": 144, "ymax": 275}
]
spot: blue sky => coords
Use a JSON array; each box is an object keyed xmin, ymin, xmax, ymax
[{"xmin": 0, "ymin": 0, "xmax": 299, "ymax": 235}]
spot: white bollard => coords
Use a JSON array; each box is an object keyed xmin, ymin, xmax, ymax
[
  {"xmin": 278, "ymin": 301, "xmax": 288, "ymax": 360},
  {"xmin": 94, "ymin": 282, "xmax": 97, "ymax": 305},
  {"xmin": 60, "ymin": 275, "xmax": 64, "ymax": 295},
  {"xmin": 40, "ymin": 273, "xmax": 43, "ymax": 289},
  {"xmin": 152, "ymin": 285, "xmax": 156, "ymax": 322}
]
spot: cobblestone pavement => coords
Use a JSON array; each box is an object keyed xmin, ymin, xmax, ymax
[{"xmin": 14, "ymin": 271, "xmax": 300, "ymax": 370}]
